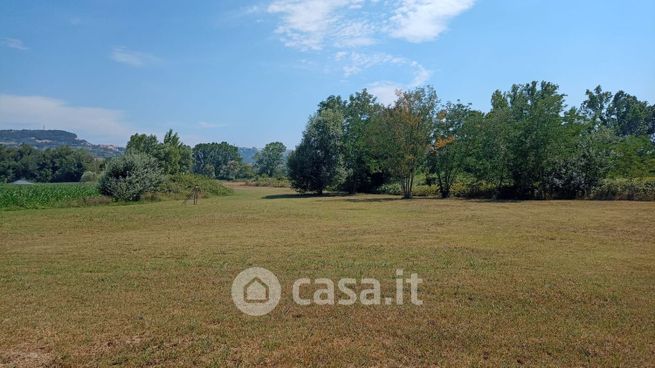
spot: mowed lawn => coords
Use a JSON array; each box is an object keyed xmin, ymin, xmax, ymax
[{"xmin": 1, "ymin": 186, "xmax": 654, "ymax": 367}]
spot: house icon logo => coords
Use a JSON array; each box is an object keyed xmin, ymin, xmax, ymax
[
  {"xmin": 231, "ymin": 267, "xmax": 281, "ymax": 316},
  {"xmin": 244, "ymin": 277, "xmax": 269, "ymax": 303}
]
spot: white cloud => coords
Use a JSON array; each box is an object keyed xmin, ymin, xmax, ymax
[
  {"xmin": 111, "ymin": 47, "xmax": 160, "ymax": 67},
  {"xmin": 1, "ymin": 37, "xmax": 28, "ymax": 50},
  {"xmin": 267, "ymin": 0, "xmax": 371, "ymax": 50},
  {"xmin": 266, "ymin": 0, "xmax": 474, "ymax": 49},
  {"xmin": 367, "ymin": 82, "xmax": 402, "ymax": 106},
  {"xmin": 390, "ymin": 0, "xmax": 475, "ymax": 42},
  {"xmin": 265, "ymin": 0, "xmax": 473, "ymax": 101},
  {"xmin": 367, "ymin": 62, "xmax": 431, "ymax": 105},
  {"xmin": 333, "ymin": 51, "xmax": 430, "ymax": 104},
  {"xmin": 0, "ymin": 94, "xmax": 132, "ymax": 144},
  {"xmin": 198, "ymin": 121, "xmax": 228, "ymax": 129},
  {"xmin": 336, "ymin": 51, "xmax": 405, "ymax": 77}
]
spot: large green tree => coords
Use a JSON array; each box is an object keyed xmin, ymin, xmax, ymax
[
  {"xmin": 192, "ymin": 142, "xmax": 242, "ymax": 180},
  {"xmin": 125, "ymin": 129, "xmax": 191, "ymax": 175},
  {"xmin": 287, "ymin": 108, "xmax": 344, "ymax": 194},
  {"xmin": 254, "ymin": 142, "xmax": 287, "ymax": 177},
  {"xmin": 341, "ymin": 89, "xmax": 384, "ymax": 193},
  {"xmin": 368, "ymin": 86, "xmax": 438, "ymax": 199},
  {"xmin": 427, "ymin": 102, "xmax": 481, "ymax": 198}
]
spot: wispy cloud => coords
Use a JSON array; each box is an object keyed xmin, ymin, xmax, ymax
[
  {"xmin": 267, "ymin": 0, "xmax": 372, "ymax": 50},
  {"xmin": 266, "ymin": 0, "xmax": 473, "ymax": 103},
  {"xmin": 267, "ymin": 0, "xmax": 474, "ymax": 50},
  {"xmin": 0, "ymin": 94, "xmax": 132, "ymax": 144},
  {"xmin": 390, "ymin": 0, "xmax": 475, "ymax": 42},
  {"xmin": 111, "ymin": 47, "xmax": 161, "ymax": 67},
  {"xmin": 367, "ymin": 61, "xmax": 431, "ymax": 105},
  {"xmin": 198, "ymin": 121, "xmax": 228, "ymax": 129},
  {"xmin": 1, "ymin": 37, "xmax": 28, "ymax": 50}
]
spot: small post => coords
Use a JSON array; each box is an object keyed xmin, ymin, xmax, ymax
[{"xmin": 192, "ymin": 185, "xmax": 200, "ymax": 205}]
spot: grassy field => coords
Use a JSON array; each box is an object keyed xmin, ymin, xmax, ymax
[{"xmin": 1, "ymin": 185, "xmax": 654, "ymax": 367}]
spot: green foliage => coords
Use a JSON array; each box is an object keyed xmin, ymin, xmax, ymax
[
  {"xmin": 609, "ymin": 135, "xmax": 655, "ymax": 178},
  {"xmin": 0, "ymin": 183, "xmax": 103, "ymax": 209},
  {"xmin": 427, "ymin": 102, "xmax": 479, "ymax": 198},
  {"xmin": 590, "ymin": 177, "xmax": 655, "ymax": 201},
  {"xmin": 367, "ymin": 86, "xmax": 438, "ymax": 198},
  {"xmin": 341, "ymin": 89, "xmax": 384, "ymax": 193},
  {"xmin": 156, "ymin": 173, "xmax": 233, "ymax": 199},
  {"xmin": 126, "ymin": 130, "xmax": 192, "ymax": 175},
  {"xmin": 0, "ymin": 144, "xmax": 94, "ymax": 183},
  {"xmin": 192, "ymin": 142, "xmax": 243, "ymax": 180},
  {"xmin": 288, "ymin": 108, "xmax": 344, "ymax": 194},
  {"xmin": 98, "ymin": 153, "xmax": 163, "ymax": 201},
  {"xmin": 244, "ymin": 176, "xmax": 291, "ymax": 188},
  {"xmin": 254, "ymin": 142, "xmax": 287, "ymax": 177}
]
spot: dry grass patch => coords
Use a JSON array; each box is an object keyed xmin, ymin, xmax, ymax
[{"xmin": 1, "ymin": 187, "xmax": 654, "ymax": 366}]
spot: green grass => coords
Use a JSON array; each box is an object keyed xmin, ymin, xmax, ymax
[
  {"xmin": 0, "ymin": 183, "xmax": 104, "ymax": 210},
  {"xmin": 0, "ymin": 186, "xmax": 654, "ymax": 366}
]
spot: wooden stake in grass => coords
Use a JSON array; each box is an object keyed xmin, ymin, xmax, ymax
[{"xmin": 192, "ymin": 185, "xmax": 200, "ymax": 205}]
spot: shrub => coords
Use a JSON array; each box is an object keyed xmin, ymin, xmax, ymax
[
  {"xmin": 590, "ymin": 177, "xmax": 655, "ymax": 201},
  {"xmin": 451, "ymin": 181, "xmax": 498, "ymax": 199},
  {"xmin": 243, "ymin": 176, "xmax": 290, "ymax": 188},
  {"xmin": 411, "ymin": 185, "xmax": 439, "ymax": 197},
  {"xmin": 374, "ymin": 182, "xmax": 439, "ymax": 197},
  {"xmin": 80, "ymin": 171, "xmax": 98, "ymax": 183},
  {"xmin": 157, "ymin": 173, "xmax": 233, "ymax": 199},
  {"xmin": 374, "ymin": 182, "xmax": 402, "ymax": 195},
  {"xmin": 98, "ymin": 154, "xmax": 163, "ymax": 201}
]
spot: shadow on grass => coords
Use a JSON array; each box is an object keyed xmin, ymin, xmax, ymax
[
  {"xmin": 262, "ymin": 193, "xmax": 350, "ymax": 200},
  {"xmin": 262, "ymin": 192, "xmax": 527, "ymax": 203}
]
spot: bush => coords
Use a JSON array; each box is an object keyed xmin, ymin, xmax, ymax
[
  {"xmin": 80, "ymin": 171, "xmax": 98, "ymax": 183},
  {"xmin": 157, "ymin": 173, "xmax": 233, "ymax": 199},
  {"xmin": 451, "ymin": 181, "xmax": 498, "ymax": 199},
  {"xmin": 243, "ymin": 176, "xmax": 290, "ymax": 188},
  {"xmin": 374, "ymin": 182, "xmax": 402, "ymax": 195},
  {"xmin": 98, "ymin": 154, "xmax": 163, "ymax": 201},
  {"xmin": 374, "ymin": 182, "xmax": 439, "ymax": 197},
  {"xmin": 590, "ymin": 177, "xmax": 655, "ymax": 201}
]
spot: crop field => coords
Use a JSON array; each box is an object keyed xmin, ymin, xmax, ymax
[
  {"xmin": 1, "ymin": 185, "xmax": 654, "ymax": 367},
  {"xmin": 0, "ymin": 183, "xmax": 103, "ymax": 210}
]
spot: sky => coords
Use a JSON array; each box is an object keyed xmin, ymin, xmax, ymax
[{"xmin": 1, "ymin": 0, "xmax": 654, "ymax": 148}]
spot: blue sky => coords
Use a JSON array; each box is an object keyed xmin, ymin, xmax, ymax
[{"xmin": 1, "ymin": 0, "xmax": 654, "ymax": 147}]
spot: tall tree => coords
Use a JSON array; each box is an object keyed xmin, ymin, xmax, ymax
[
  {"xmin": 427, "ymin": 102, "xmax": 480, "ymax": 198},
  {"xmin": 607, "ymin": 91, "xmax": 655, "ymax": 137},
  {"xmin": 160, "ymin": 129, "xmax": 193, "ymax": 175},
  {"xmin": 504, "ymin": 81, "xmax": 566, "ymax": 197},
  {"xmin": 287, "ymin": 108, "xmax": 344, "ymax": 194},
  {"xmin": 255, "ymin": 142, "xmax": 287, "ymax": 177},
  {"xmin": 342, "ymin": 89, "xmax": 383, "ymax": 193},
  {"xmin": 368, "ymin": 86, "xmax": 438, "ymax": 199},
  {"xmin": 125, "ymin": 130, "xmax": 191, "ymax": 175},
  {"xmin": 580, "ymin": 85, "xmax": 613, "ymax": 129},
  {"xmin": 192, "ymin": 142, "xmax": 242, "ymax": 180}
]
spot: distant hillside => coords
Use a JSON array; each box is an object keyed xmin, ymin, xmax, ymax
[
  {"xmin": 0, "ymin": 129, "xmax": 288, "ymax": 163},
  {"xmin": 0, "ymin": 129, "xmax": 124, "ymax": 158}
]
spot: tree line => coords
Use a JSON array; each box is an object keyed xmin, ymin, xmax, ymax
[
  {"xmin": 288, "ymin": 82, "xmax": 655, "ymax": 199},
  {"xmin": 0, "ymin": 145, "xmax": 97, "ymax": 183},
  {"xmin": 2, "ymin": 80, "xmax": 653, "ymax": 201}
]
